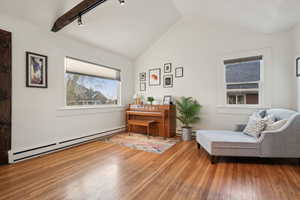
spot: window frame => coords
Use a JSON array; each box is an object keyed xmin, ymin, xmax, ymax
[
  {"xmin": 223, "ymin": 57, "xmax": 264, "ymax": 107},
  {"xmin": 63, "ymin": 57, "xmax": 122, "ymax": 109}
]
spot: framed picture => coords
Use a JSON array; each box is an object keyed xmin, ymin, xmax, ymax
[
  {"xmin": 140, "ymin": 82, "xmax": 146, "ymax": 92},
  {"xmin": 297, "ymin": 57, "xmax": 300, "ymax": 77},
  {"xmin": 163, "ymin": 74, "xmax": 173, "ymax": 88},
  {"xmin": 175, "ymin": 67, "xmax": 184, "ymax": 78},
  {"xmin": 149, "ymin": 68, "xmax": 161, "ymax": 86},
  {"xmin": 139, "ymin": 72, "xmax": 146, "ymax": 81},
  {"xmin": 163, "ymin": 96, "xmax": 172, "ymax": 105},
  {"xmin": 164, "ymin": 63, "xmax": 172, "ymax": 73},
  {"xmin": 26, "ymin": 52, "xmax": 48, "ymax": 88}
]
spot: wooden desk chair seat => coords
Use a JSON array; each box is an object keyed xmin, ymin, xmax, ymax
[{"xmin": 127, "ymin": 120, "xmax": 156, "ymax": 138}]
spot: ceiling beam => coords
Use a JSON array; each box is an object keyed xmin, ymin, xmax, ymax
[{"xmin": 51, "ymin": 0, "xmax": 108, "ymax": 32}]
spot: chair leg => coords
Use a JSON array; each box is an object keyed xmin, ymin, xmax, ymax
[
  {"xmin": 128, "ymin": 125, "xmax": 131, "ymax": 136},
  {"xmin": 147, "ymin": 125, "xmax": 150, "ymax": 139},
  {"xmin": 197, "ymin": 143, "xmax": 201, "ymax": 149},
  {"xmin": 210, "ymin": 156, "xmax": 217, "ymax": 164}
]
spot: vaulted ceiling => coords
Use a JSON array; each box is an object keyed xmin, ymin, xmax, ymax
[{"xmin": 1, "ymin": 0, "xmax": 300, "ymax": 59}]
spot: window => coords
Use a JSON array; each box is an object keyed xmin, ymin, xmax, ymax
[
  {"xmin": 65, "ymin": 57, "xmax": 121, "ymax": 106},
  {"xmin": 224, "ymin": 56, "xmax": 263, "ymax": 105}
]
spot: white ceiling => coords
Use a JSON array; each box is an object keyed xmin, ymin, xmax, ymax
[
  {"xmin": 1, "ymin": 0, "xmax": 300, "ymax": 59},
  {"xmin": 173, "ymin": 0, "xmax": 300, "ymax": 34},
  {"xmin": 0, "ymin": 0, "xmax": 181, "ymax": 59}
]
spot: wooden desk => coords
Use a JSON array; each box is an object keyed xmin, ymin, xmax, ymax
[{"xmin": 126, "ymin": 104, "xmax": 176, "ymax": 138}]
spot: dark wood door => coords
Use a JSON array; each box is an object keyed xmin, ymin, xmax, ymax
[{"xmin": 0, "ymin": 29, "xmax": 12, "ymax": 164}]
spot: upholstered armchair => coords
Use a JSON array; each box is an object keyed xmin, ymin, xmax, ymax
[{"xmin": 196, "ymin": 109, "xmax": 300, "ymax": 164}]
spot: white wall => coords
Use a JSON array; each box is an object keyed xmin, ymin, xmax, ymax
[
  {"xmin": 292, "ymin": 23, "xmax": 300, "ymax": 111},
  {"xmin": 0, "ymin": 14, "xmax": 134, "ymax": 154},
  {"xmin": 135, "ymin": 17, "xmax": 296, "ymax": 130}
]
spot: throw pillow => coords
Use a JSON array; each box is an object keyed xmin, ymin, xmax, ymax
[
  {"xmin": 243, "ymin": 116, "xmax": 266, "ymax": 138},
  {"xmin": 264, "ymin": 120, "xmax": 287, "ymax": 132},
  {"xmin": 264, "ymin": 114, "xmax": 275, "ymax": 126}
]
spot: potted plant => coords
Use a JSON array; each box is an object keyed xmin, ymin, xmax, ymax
[
  {"xmin": 176, "ymin": 97, "xmax": 202, "ymax": 141},
  {"xmin": 147, "ymin": 97, "xmax": 154, "ymax": 105}
]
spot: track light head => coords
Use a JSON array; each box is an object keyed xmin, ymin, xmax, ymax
[
  {"xmin": 118, "ymin": 0, "xmax": 125, "ymax": 5},
  {"xmin": 77, "ymin": 14, "xmax": 84, "ymax": 26}
]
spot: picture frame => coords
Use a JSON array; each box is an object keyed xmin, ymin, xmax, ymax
[
  {"xmin": 297, "ymin": 57, "xmax": 300, "ymax": 77},
  {"xmin": 139, "ymin": 72, "xmax": 146, "ymax": 81},
  {"xmin": 175, "ymin": 67, "xmax": 184, "ymax": 78},
  {"xmin": 26, "ymin": 52, "xmax": 48, "ymax": 88},
  {"xmin": 140, "ymin": 82, "xmax": 146, "ymax": 92},
  {"xmin": 149, "ymin": 68, "xmax": 161, "ymax": 86},
  {"xmin": 163, "ymin": 74, "xmax": 173, "ymax": 88},
  {"xmin": 164, "ymin": 63, "xmax": 172, "ymax": 73},
  {"xmin": 163, "ymin": 96, "xmax": 172, "ymax": 105}
]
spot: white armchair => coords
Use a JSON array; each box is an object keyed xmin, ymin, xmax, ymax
[{"xmin": 196, "ymin": 109, "xmax": 300, "ymax": 164}]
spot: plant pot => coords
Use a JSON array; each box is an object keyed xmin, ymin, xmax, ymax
[{"xmin": 182, "ymin": 127, "xmax": 192, "ymax": 141}]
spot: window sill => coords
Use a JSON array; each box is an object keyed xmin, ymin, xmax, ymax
[
  {"xmin": 58, "ymin": 105, "xmax": 125, "ymax": 111},
  {"xmin": 217, "ymin": 105, "xmax": 264, "ymax": 109},
  {"xmin": 56, "ymin": 105, "xmax": 126, "ymax": 117},
  {"xmin": 216, "ymin": 105, "xmax": 266, "ymax": 115}
]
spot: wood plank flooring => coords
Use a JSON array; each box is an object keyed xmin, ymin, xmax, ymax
[{"xmin": 0, "ymin": 138, "xmax": 300, "ymax": 200}]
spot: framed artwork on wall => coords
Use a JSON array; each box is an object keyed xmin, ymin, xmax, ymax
[
  {"xmin": 175, "ymin": 67, "xmax": 184, "ymax": 78},
  {"xmin": 163, "ymin": 74, "xmax": 173, "ymax": 88},
  {"xmin": 139, "ymin": 72, "xmax": 146, "ymax": 81},
  {"xmin": 140, "ymin": 82, "xmax": 146, "ymax": 92},
  {"xmin": 164, "ymin": 63, "xmax": 172, "ymax": 73},
  {"xmin": 26, "ymin": 52, "xmax": 48, "ymax": 88},
  {"xmin": 297, "ymin": 57, "xmax": 300, "ymax": 77},
  {"xmin": 163, "ymin": 96, "xmax": 172, "ymax": 105},
  {"xmin": 149, "ymin": 68, "xmax": 161, "ymax": 86}
]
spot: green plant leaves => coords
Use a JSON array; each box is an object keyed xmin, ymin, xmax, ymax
[{"xmin": 176, "ymin": 97, "xmax": 202, "ymax": 127}]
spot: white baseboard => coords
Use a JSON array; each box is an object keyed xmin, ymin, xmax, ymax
[{"xmin": 10, "ymin": 126, "xmax": 125, "ymax": 163}]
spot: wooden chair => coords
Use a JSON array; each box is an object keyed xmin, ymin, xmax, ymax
[{"xmin": 127, "ymin": 120, "xmax": 156, "ymax": 138}]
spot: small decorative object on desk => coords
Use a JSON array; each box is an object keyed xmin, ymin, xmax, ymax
[
  {"xmin": 149, "ymin": 68, "xmax": 161, "ymax": 86},
  {"xmin": 176, "ymin": 97, "xmax": 202, "ymax": 141},
  {"xmin": 164, "ymin": 63, "xmax": 172, "ymax": 73},
  {"xmin": 175, "ymin": 67, "xmax": 184, "ymax": 78},
  {"xmin": 26, "ymin": 52, "xmax": 48, "ymax": 88},
  {"xmin": 163, "ymin": 74, "xmax": 173, "ymax": 88},
  {"xmin": 133, "ymin": 93, "xmax": 143, "ymax": 105},
  {"xmin": 147, "ymin": 96, "xmax": 155, "ymax": 105},
  {"xmin": 163, "ymin": 96, "xmax": 172, "ymax": 105}
]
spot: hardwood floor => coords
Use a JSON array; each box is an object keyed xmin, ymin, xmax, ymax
[{"xmin": 0, "ymin": 138, "xmax": 300, "ymax": 200}]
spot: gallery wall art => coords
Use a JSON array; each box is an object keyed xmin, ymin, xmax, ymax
[
  {"xmin": 149, "ymin": 68, "xmax": 161, "ymax": 86},
  {"xmin": 26, "ymin": 52, "xmax": 48, "ymax": 88}
]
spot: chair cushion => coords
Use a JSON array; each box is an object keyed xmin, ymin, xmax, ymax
[
  {"xmin": 266, "ymin": 109, "xmax": 296, "ymax": 121},
  {"xmin": 264, "ymin": 119, "xmax": 288, "ymax": 132},
  {"xmin": 196, "ymin": 130, "xmax": 259, "ymax": 157},
  {"xmin": 243, "ymin": 116, "xmax": 266, "ymax": 138}
]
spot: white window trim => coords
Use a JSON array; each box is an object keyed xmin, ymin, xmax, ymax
[
  {"xmin": 63, "ymin": 57, "xmax": 123, "ymax": 110},
  {"xmin": 217, "ymin": 48, "xmax": 272, "ymax": 114}
]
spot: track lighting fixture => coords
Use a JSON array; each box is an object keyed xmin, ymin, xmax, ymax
[
  {"xmin": 118, "ymin": 0, "xmax": 125, "ymax": 5},
  {"xmin": 78, "ymin": 14, "xmax": 84, "ymax": 26}
]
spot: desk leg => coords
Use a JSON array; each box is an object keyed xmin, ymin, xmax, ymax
[
  {"xmin": 147, "ymin": 125, "xmax": 150, "ymax": 139},
  {"xmin": 128, "ymin": 125, "xmax": 131, "ymax": 136}
]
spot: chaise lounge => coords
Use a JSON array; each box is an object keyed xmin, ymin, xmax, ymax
[{"xmin": 196, "ymin": 109, "xmax": 300, "ymax": 164}]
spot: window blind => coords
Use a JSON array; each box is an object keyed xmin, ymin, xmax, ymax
[
  {"xmin": 224, "ymin": 55, "xmax": 263, "ymax": 65},
  {"xmin": 66, "ymin": 57, "xmax": 121, "ymax": 81}
]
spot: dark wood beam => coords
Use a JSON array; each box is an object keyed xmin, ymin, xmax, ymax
[{"xmin": 51, "ymin": 0, "xmax": 108, "ymax": 32}]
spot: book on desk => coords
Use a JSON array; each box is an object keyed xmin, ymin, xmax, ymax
[{"xmin": 126, "ymin": 104, "xmax": 177, "ymax": 138}]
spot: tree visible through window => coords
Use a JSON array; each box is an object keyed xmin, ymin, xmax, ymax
[
  {"xmin": 65, "ymin": 57, "xmax": 120, "ymax": 106},
  {"xmin": 224, "ymin": 56, "xmax": 262, "ymax": 105}
]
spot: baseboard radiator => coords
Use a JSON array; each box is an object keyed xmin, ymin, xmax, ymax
[{"xmin": 10, "ymin": 127, "xmax": 125, "ymax": 163}]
